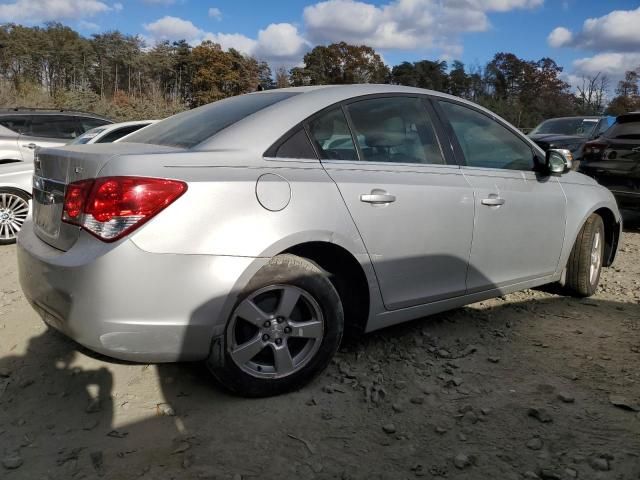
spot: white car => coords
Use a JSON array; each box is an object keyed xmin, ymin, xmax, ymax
[
  {"xmin": 0, "ymin": 120, "xmax": 158, "ymax": 244},
  {"xmin": 69, "ymin": 120, "xmax": 159, "ymax": 145}
]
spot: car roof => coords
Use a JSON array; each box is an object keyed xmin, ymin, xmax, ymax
[
  {"xmin": 540, "ymin": 116, "xmax": 603, "ymax": 121},
  {"xmin": 97, "ymin": 120, "xmax": 159, "ymax": 131},
  {"xmin": 198, "ymin": 84, "xmax": 524, "ymax": 153},
  {"xmin": 0, "ymin": 108, "xmax": 111, "ymax": 121}
]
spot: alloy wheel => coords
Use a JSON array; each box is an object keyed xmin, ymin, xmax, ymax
[
  {"xmin": 227, "ymin": 285, "xmax": 325, "ymax": 379},
  {"xmin": 589, "ymin": 230, "xmax": 602, "ymax": 285},
  {"xmin": 0, "ymin": 192, "xmax": 29, "ymax": 242}
]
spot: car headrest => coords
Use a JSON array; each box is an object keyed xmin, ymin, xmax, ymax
[{"xmin": 364, "ymin": 117, "xmax": 406, "ymax": 148}]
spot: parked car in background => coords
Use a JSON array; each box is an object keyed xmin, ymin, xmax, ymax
[
  {"xmin": 528, "ymin": 116, "xmax": 614, "ymax": 167},
  {"xmin": 0, "ymin": 109, "xmax": 112, "ymax": 165},
  {"xmin": 580, "ymin": 111, "xmax": 640, "ymax": 212},
  {"xmin": 17, "ymin": 85, "xmax": 622, "ymax": 396},
  {"xmin": 0, "ymin": 119, "xmax": 153, "ymax": 244},
  {"xmin": 69, "ymin": 120, "xmax": 159, "ymax": 145},
  {"xmin": 0, "ymin": 161, "xmax": 32, "ymax": 244}
]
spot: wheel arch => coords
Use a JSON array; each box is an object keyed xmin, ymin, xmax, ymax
[
  {"xmin": 282, "ymin": 241, "xmax": 372, "ymax": 336},
  {"xmin": 593, "ymin": 206, "xmax": 621, "ymax": 267}
]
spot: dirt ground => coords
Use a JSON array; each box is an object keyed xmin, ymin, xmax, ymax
[{"xmin": 1, "ymin": 225, "xmax": 640, "ymax": 480}]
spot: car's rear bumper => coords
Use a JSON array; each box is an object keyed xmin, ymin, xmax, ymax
[{"xmin": 17, "ymin": 220, "xmax": 262, "ymax": 362}]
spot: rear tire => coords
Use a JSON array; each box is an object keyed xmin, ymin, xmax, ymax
[
  {"xmin": 207, "ymin": 254, "xmax": 344, "ymax": 397},
  {"xmin": 563, "ymin": 213, "xmax": 604, "ymax": 297},
  {"xmin": 0, "ymin": 188, "xmax": 30, "ymax": 245}
]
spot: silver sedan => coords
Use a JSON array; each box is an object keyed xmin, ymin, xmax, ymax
[{"xmin": 17, "ymin": 85, "xmax": 622, "ymax": 396}]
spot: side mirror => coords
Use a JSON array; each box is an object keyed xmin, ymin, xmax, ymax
[{"xmin": 546, "ymin": 149, "xmax": 573, "ymax": 175}]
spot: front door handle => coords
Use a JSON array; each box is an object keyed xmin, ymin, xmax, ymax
[
  {"xmin": 632, "ymin": 146, "xmax": 640, "ymax": 153},
  {"xmin": 23, "ymin": 143, "xmax": 37, "ymax": 150},
  {"xmin": 360, "ymin": 192, "xmax": 396, "ymax": 204},
  {"xmin": 481, "ymin": 195, "xmax": 505, "ymax": 206}
]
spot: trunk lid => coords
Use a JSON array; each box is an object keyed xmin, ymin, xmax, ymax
[{"xmin": 32, "ymin": 143, "xmax": 182, "ymax": 250}]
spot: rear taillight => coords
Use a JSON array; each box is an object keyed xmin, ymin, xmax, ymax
[
  {"xmin": 584, "ymin": 142, "xmax": 606, "ymax": 159},
  {"xmin": 63, "ymin": 176, "xmax": 187, "ymax": 242}
]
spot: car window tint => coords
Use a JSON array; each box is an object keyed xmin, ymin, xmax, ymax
[
  {"xmin": 604, "ymin": 119, "xmax": 640, "ymax": 140},
  {"xmin": 346, "ymin": 97, "xmax": 444, "ymax": 164},
  {"xmin": 307, "ymin": 107, "xmax": 358, "ymax": 161},
  {"xmin": 275, "ymin": 128, "xmax": 317, "ymax": 159},
  {"xmin": 29, "ymin": 115, "xmax": 80, "ymax": 139},
  {"xmin": 97, "ymin": 125, "xmax": 146, "ymax": 143},
  {"xmin": 124, "ymin": 92, "xmax": 299, "ymax": 149},
  {"xmin": 0, "ymin": 116, "xmax": 30, "ymax": 134},
  {"xmin": 78, "ymin": 117, "xmax": 111, "ymax": 132},
  {"xmin": 439, "ymin": 101, "xmax": 533, "ymax": 171}
]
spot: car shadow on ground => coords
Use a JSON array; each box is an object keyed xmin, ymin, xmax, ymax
[{"xmin": 2, "ymin": 291, "xmax": 640, "ymax": 479}]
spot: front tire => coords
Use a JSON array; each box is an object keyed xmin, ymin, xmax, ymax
[
  {"xmin": 0, "ymin": 188, "xmax": 30, "ymax": 245},
  {"xmin": 564, "ymin": 213, "xmax": 604, "ymax": 297},
  {"xmin": 207, "ymin": 254, "xmax": 344, "ymax": 397}
]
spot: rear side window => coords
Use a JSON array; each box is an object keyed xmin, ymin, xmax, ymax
[
  {"xmin": 307, "ymin": 108, "xmax": 358, "ymax": 161},
  {"xmin": 273, "ymin": 128, "xmax": 317, "ymax": 159},
  {"xmin": 124, "ymin": 92, "xmax": 299, "ymax": 149},
  {"xmin": 604, "ymin": 118, "xmax": 640, "ymax": 140},
  {"xmin": 97, "ymin": 124, "xmax": 147, "ymax": 143},
  {"xmin": 439, "ymin": 101, "xmax": 533, "ymax": 171},
  {"xmin": 346, "ymin": 97, "xmax": 445, "ymax": 164},
  {"xmin": 0, "ymin": 116, "xmax": 29, "ymax": 134},
  {"xmin": 29, "ymin": 115, "xmax": 80, "ymax": 139}
]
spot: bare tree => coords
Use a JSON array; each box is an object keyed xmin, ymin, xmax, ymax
[
  {"xmin": 275, "ymin": 66, "xmax": 289, "ymax": 88},
  {"xmin": 576, "ymin": 72, "xmax": 609, "ymax": 115}
]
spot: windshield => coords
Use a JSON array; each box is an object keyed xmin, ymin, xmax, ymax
[
  {"xmin": 529, "ymin": 118, "xmax": 599, "ymax": 138},
  {"xmin": 68, "ymin": 127, "xmax": 106, "ymax": 145},
  {"xmin": 123, "ymin": 92, "xmax": 300, "ymax": 149}
]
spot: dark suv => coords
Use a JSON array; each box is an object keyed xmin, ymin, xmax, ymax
[
  {"xmin": 580, "ymin": 112, "xmax": 640, "ymax": 213},
  {"xmin": 0, "ymin": 109, "xmax": 112, "ymax": 164},
  {"xmin": 528, "ymin": 116, "xmax": 615, "ymax": 167}
]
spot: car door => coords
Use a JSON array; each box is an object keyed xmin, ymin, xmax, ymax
[
  {"xmin": 307, "ymin": 96, "xmax": 475, "ymax": 310},
  {"xmin": 435, "ymin": 99, "xmax": 566, "ymax": 292}
]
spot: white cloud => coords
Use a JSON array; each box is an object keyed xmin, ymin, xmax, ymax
[
  {"xmin": 0, "ymin": 0, "xmax": 111, "ymax": 22},
  {"xmin": 144, "ymin": 16, "xmax": 307, "ymax": 63},
  {"xmin": 303, "ymin": 0, "xmax": 542, "ymax": 51},
  {"xmin": 144, "ymin": 16, "xmax": 203, "ymax": 43},
  {"xmin": 202, "ymin": 32, "xmax": 258, "ymax": 53},
  {"xmin": 547, "ymin": 26, "xmax": 572, "ymax": 48},
  {"xmin": 253, "ymin": 23, "xmax": 308, "ymax": 61},
  {"xmin": 208, "ymin": 7, "xmax": 222, "ymax": 20},
  {"xmin": 548, "ymin": 7, "xmax": 640, "ymax": 52},
  {"xmin": 573, "ymin": 53, "xmax": 640, "ymax": 77}
]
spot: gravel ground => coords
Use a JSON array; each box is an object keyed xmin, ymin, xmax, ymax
[{"xmin": 1, "ymin": 227, "xmax": 640, "ymax": 480}]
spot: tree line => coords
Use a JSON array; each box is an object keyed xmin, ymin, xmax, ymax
[{"xmin": 1, "ymin": 23, "xmax": 638, "ymax": 125}]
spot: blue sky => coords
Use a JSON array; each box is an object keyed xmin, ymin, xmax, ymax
[{"xmin": 2, "ymin": 0, "xmax": 639, "ymax": 88}]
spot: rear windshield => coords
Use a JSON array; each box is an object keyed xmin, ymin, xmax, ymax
[
  {"xmin": 529, "ymin": 117, "xmax": 598, "ymax": 137},
  {"xmin": 604, "ymin": 118, "xmax": 640, "ymax": 140},
  {"xmin": 69, "ymin": 127, "xmax": 107, "ymax": 145},
  {"xmin": 123, "ymin": 92, "xmax": 299, "ymax": 148}
]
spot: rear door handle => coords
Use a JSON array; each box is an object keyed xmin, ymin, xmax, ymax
[
  {"xmin": 481, "ymin": 196, "xmax": 505, "ymax": 206},
  {"xmin": 360, "ymin": 192, "xmax": 396, "ymax": 204},
  {"xmin": 632, "ymin": 147, "xmax": 640, "ymax": 153},
  {"xmin": 22, "ymin": 143, "xmax": 37, "ymax": 150}
]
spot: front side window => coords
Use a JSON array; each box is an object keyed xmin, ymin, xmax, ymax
[
  {"xmin": 78, "ymin": 117, "xmax": 111, "ymax": 132},
  {"xmin": 439, "ymin": 101, "xmax": 533, "ymax": 171},
  {"xmin": 307, "ymin": 107, "xmax": 358, "ymax": 161},
  {"xmin": 346, "ymin": 97, "xmax": 444, "ymax": 164}
]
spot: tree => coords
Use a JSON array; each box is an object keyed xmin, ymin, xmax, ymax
[
  {"xmin": 576, "ymin": 73, "xmax": 609, "ymax": 115},
  {"xmin": 275, "ymin": 66, "xmax": 289, "ymax": 88},
  {"xmin": 292, "ymin": 42, "xmax": 388, "ymax": 85},
  {"xmin": 606, "ymin": 69, "xmax": 640, "ymax": 115}
]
